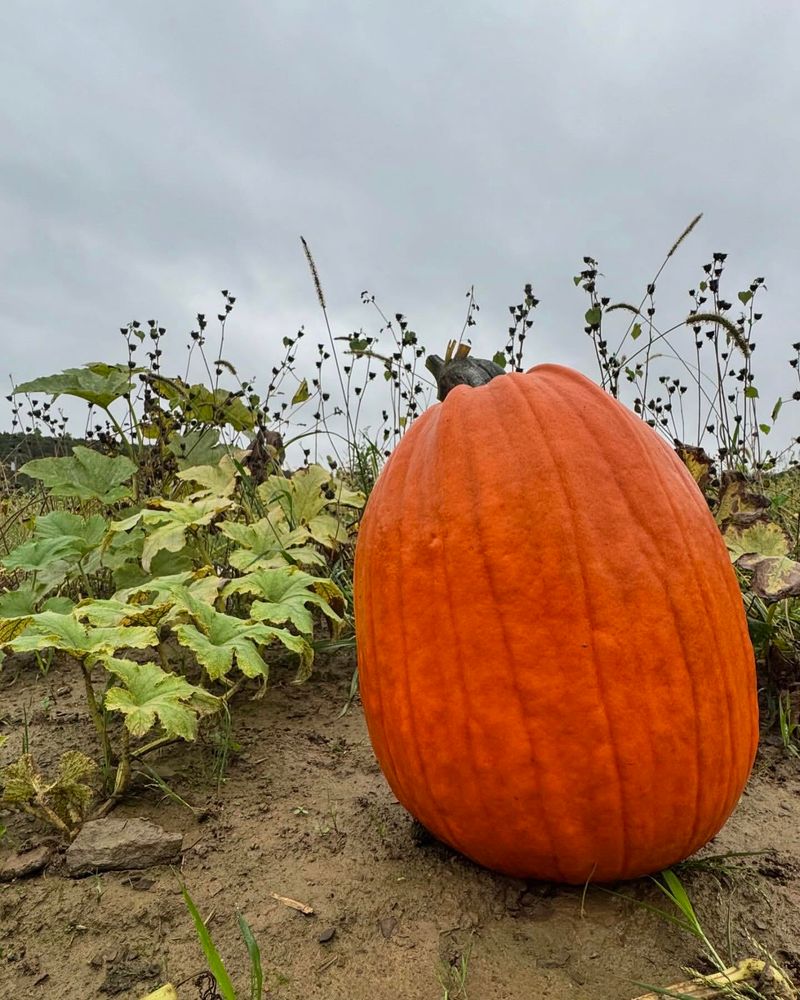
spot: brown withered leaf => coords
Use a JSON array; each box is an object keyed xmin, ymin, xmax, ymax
[
  {"xmin": 675, "ymin": 443, "xmax": 714, "ymax": 493},
  {"xmin": 750, "ymin": 556, "xmax": 800, "ymax": 602},
  {"xmin": 716, "ymin": 472, "xmax": 770, "ymax": 528}
]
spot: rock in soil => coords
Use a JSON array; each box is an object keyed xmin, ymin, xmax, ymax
[
  {"xmin": 66, "ymin": 817, "xmax": 183, "ymax": 876},
  {"xmin": 0, "ymin": 845, "xmax": 53, "ymax": 881}
]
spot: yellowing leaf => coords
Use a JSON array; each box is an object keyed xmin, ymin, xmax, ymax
[{"xmin": 104, "ymin": 658, "xmax": 219, "ymax": 739}]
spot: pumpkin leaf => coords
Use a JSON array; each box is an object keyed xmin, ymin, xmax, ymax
[
  {"xmin": 223, "ymin": 569, "xmax": 343, "ymax": 635},
  {"xmin": 19, "ymin": 447, "xmax": 136, "ymax": 504},
  {"xmin": 167, "ymin": 428, "xmax": 229, "ymax": 470},
  {"xmin": 111, "ymin": 495, "xmax": 232, "ymax": 572},
  {"xmin": 177, "ymin": 455, "xmax": 239, "ymax": 498},
  {"xmin": 0, "ymin": 589, "xmax": 38, "ymax": 618},
  {"xmin": 674, "ymin": 443, "xmax": 714, "ymax": 494},
  {"xmin": 220, "ymin": 513, "xmax": 325, "ymax": 570},
  {"xmin": 1, "ymin": 750, "xmax": 97, "ymax": 828},
  {"xmin": 723, "ymin": 519, "xmax": 790, "ymax": 564},
  {"xmin": 75, "ymin": 598, "xmax": 174, "ymax": 629},
  {"xmin": 114, "ymin": 570, "xmax": 223, "ymax": 609},
  {"xmin": 715, "ymin": 474, "xmax": 770, "ymax": 527},
  {"xmin": 172, "ymin": 588, "xmax": 313, "ymax": 682},
  {"xmin": 0, "ymin": 613, "xmax": 34, "ymax": 644},
  {"xmin": 1, "ymin": 536, "xmax": 79, "ymax": 571},
  {"xmin": 4, "ymin": 612, "xmax": 157, "ymax": 661},
  {"xmin": 13, "ymin": 363, "xmax": 133, "ymax": 409},
  {"xmin": 34, "ymin": 511, "xmax": 107, "ymax": 552},
  {"xmin": 749, "ymin": 557, "xmax": 800, "ymax": 603},
  {"xmin": 104, "ymin": 657, "xmax": 219, "ymax": 739}
]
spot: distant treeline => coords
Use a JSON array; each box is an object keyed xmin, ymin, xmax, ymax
[{"xmin": 0, "ymin": 430, "xmax": 89, "ymax": 467}]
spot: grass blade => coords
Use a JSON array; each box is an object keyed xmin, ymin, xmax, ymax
[
  {"xmin": 181, "ymin": 884, "xmax": 238, "ymax": 1000},
  {"xmin": 237, "ymin": 911, "xmax": 264, "ymax": 1000}
]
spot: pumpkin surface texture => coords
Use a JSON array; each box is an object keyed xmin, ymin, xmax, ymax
[{"xmin": 353, "ymin": 363, "xmax": 758, "ymax": 883}]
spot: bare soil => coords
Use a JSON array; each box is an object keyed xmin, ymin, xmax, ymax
[{"xmin": 1, "ymin": 653, "xmax": 798, "ymax": 1000}]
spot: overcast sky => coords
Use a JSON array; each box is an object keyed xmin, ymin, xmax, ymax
[{"xmin": 1, "ymin": 1, "xmax": 798, "ymax": 452}]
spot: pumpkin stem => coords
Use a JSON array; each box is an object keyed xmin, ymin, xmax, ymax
[{"xmin": 425, "ymin": 344, "xmax": 506, "ymax": 401}]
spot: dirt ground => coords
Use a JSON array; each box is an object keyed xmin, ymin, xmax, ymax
[{"xmin": 1, "ymin": 652, "xmax": 798, "ymax": 1000}]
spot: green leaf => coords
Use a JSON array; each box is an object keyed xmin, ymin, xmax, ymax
[
  {"xmin": 42, "ymin": 596, "xmax": 76, "ymax": 615},
  {"xmin": 173, "ymin": 588, "xmax": 312, "ymax": 682},
  {"xmin": 5, "ymin": 612, "xmax": 157, "ymax": 660},
  {"xmin": 168, "ymin": 428, "xmax": 228, "ymax": 470},
  {"xmin": 151, "ymin": 378, "xmax": 255, "ymax": 432},
  {"xmin": 237, "ymin": 912, "xmax": 264, "ymax": 1000},
  {"xmin": 738, "ymin": 290, "xmax": 753, "ymax": 305},
  {"xmin": 112, "ymin": 495, "xmax": 233, "ymax": 572},
  {"xmin": 104, "ymin": 658, "xmax": 219, "ymax": 739},
  {"xmin": 2, "ymin": 536, "xmax": 80, "ymax": 571},
  {"xmin": 291, "ymin": 378, "xmax": 310, "ymax": 404},
  {"xmin": 220, "ymin": 512, "xmax": 325, "ymax": 570},
  {"xmin": 491, "ymin": 352, "xmax": 506, "ymax": 369},
  {"xmin": 631, "ymin": 323, "xmax": 642, "ymax": 341},
  {"xmin": 181, "ymin": 885, "xmax": 238, "ymax": 1000},
  {"xmin": 224, "ymin": 568, "xmax": 343, "ymax": 635},
  {"xmin": 0, "ymin": 589, "xmax": 38, "ymax": 618},
  {"xmin": 584, "ymin": 306, "xmax": 602, "ymax": 328},
  {"xmin": 34, "ymin": 511, "xmax": 107, "ymax": 554},
  {"xmin": 744, "ymin": 386, "xmax": 759, "ymax": 399},
  {"xmin": 771, "ymin": 397, "xmax": 783, "ymax": 422},
  {"xmin": 14, "ymin": 363, "xmax": 133, "ymax": 409},
  {"xmin": 573, "ymin": 275, "xmax": 582, "ymax": 286},
  {"xmin": 19, "ymin": 447, "xmax": 136, "ymax": 503}
]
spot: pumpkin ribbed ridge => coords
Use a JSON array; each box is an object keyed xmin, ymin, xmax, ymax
[{"xmin": 354, "ymin": 364, "xmax": 758, "ymax": 883}]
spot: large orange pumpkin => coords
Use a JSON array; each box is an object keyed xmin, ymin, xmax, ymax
[{"xmin": 353, "ymin": 361, "xmax": 758, "ymax": 883}]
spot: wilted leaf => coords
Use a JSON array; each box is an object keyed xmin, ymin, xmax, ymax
[
  {"xmin": 20, "ymin": 447, "xmax": 136, "ymax": 504},
  {"xmin": 750, "ymin": 556, "xmax": 800, "ymax": 602},
  {"xmin": 75, "ymin": 598, "xmax": 173, "ymax": 628},
  {"xmin": 723, "ymin": 518, "xmax": 790, "ymax": 564},
  {"xmin": 104, "ymin": 658, "xmax": 219, "ymax": 739},
  {"xmin": 177, "ymin": 455, "xmax": 239, "ymax": 498},
  {"xmin": 14, "ymin": 363, "xmax": 133, "ymax": 409},
  {"xmin": 716, "ymin": 473, "xmax": 770, "ymax": 527},
  {"xmin": 0, "ymin": 751, "xmax": 96, "ymax": 829},
  {"xmin": 675, "ymin": 443, "xmax": 714, "ymax": 493},
  {"xmin": 0, "ymin": 615, "xmax": 34, "ymax": 644},
  {"xmin": 291, "ymin": 378, "xmax": 310, "ymax": 405}
]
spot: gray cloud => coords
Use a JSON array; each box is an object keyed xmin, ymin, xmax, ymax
[{"xmin": 2, "ymin": 1, "xmax": 798, "ymax": 450}]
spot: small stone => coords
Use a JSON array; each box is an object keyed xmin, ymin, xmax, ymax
[
  {"xmin": 379, "ymin": 916, "xmax": 397, "ymax": 939},
  {"xmin": 0, "ymin": 845, "xmax": 53, "ymax": 881},
  {"xmin": 66, "ymin": 817, "xmax": 182, "ymax": 876},
  {"xmin": 318, "ymin": 927, "xmax": 336, "ymax": 944}
]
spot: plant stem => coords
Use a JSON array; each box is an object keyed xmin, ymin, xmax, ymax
[{"xmin": 79, "ymin": 660, "xmax": 113, "ymax": 773}]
